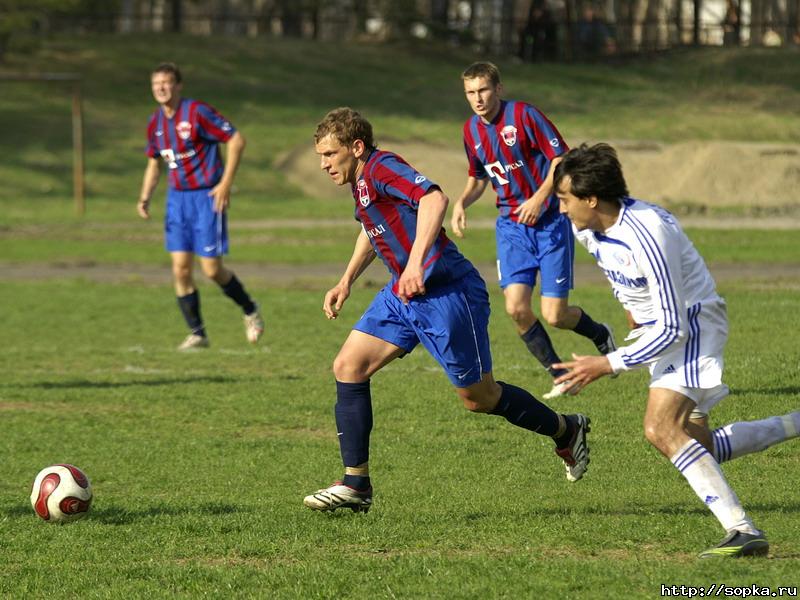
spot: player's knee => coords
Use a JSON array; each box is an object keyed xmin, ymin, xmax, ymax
[
  {"xmin": 504, "ymin": 302, "xmax": 530, "ymax": 325},
  {"xmin": 172, "ymin": 264, "xmax": 192, "ymax": 284},
  {"xmin": 541, "ymin": 309, "xmax": 566, "ymax": 328},
  {"xmin": 643, "ymin": 421, "xmax": 670, "ymax": 453},
  {"xmin": 457, "ymin": 388, "xmax": 494, "ymax": 413},
  {"xmin": 332, "ymin": 353, "xmax": 368, "ymax": 382}
]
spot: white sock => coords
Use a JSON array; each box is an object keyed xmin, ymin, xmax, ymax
[
  {"xmin": 671, "ymin": 439, "xmax": 758, "ymax": 534},
  {"xmin": 713, "ymin": 412, "xmax": 799, "ymax": 463}
]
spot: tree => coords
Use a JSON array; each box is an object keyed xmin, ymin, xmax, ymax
[{"xmin": 0, "ymin": 0, "xmax": 81, "ymax": 62}]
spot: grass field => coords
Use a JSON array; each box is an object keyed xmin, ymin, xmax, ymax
[{"xmin": 1, "ymin": 34, "xmax": 799, "ymax": 598}]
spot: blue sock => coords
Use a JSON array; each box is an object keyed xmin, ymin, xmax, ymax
[
  {"xmin": 335, "ymin": 380, "xmax": 373, "ymax": 468},
  {"xmin": 220, "ymin": 274, "xmax": 256, "ymax": 315},
  {"xmin": 177, "ymin": 291, "xmax": 205, "ymax": 336},
  {"xmin": 520, "ymin": 321, "xmax": 565, "ymax": 377},
  {"xmin": 490, "ymin": 381, "xmax": 560, "ymax": 436},
  {"xmin": 573, "ymin": 309, "xmax": 606, "ymax": 344},
  {"xmin": 343, "ymin": 474, "xmax": 371, "ymax": 490}
]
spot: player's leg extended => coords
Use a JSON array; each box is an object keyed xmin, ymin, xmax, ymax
[
  {"xmin": 171, "ymin": 251, "xmax": 208, "ymax": 349},
  {"xmin": 455, "ymin": 372, "xmax": 591, "ymax": 482},
  {"xmin": 704, "ymin": 412, "xmax": 800, "ymax": 464},
  {"xmin": 537, "ymin": 218, "xmax": 615, "ymax": 355},
  {"xmin": 304, "ymin": 329, "xmax": 406, "ymax": 513},
  {"xmin": 505, "ymin": 283, "xmax": 563, "ymax": 375},
  {"xmin": 644, "ymin": 388, "xmax": 768, "ymax": 557},
  {"xmin": 199, "ymin": 256, "xmax": 263, "ymax": 344}
]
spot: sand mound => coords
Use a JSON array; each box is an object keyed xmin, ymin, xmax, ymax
[{"xmin": 278, "ymin": 139, "xmax": 800, "ymax": 213}]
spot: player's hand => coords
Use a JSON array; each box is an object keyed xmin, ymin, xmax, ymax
[
  {"xmin": 323, "ymin": 283, "xmax": 350, "ymax": 320},
  {"xmin": 397, "ymin": 264, "xmax": 425, "ymax": 304},
  {"xmin": 513, "ymin": 191, "xmax": 546, "ymax": 225},
  {"xmin": 551, "ymin": 353, "xmax": 614, "ymax": 394},
  {"xmin": 451, "ymin": 203, "xmax": 467, "ymax": 238},
  {"xmin": 209, "ymin": 182, "xmax": 232, "ymax": 213},
  {"xmin": 137, "ymin": 198, "xmax": 150, "ymax": 219}
]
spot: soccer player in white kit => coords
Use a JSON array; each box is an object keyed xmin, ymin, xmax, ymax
[{"xmin": 550, "ymin": 143, "xmax": 799, "ymax": 558}]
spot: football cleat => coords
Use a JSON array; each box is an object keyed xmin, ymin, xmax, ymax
[
  {"xmin": 596, "ymin": 323, "xmax": 619, "ymax": 378},
  {"xmin": 177, "ymin": 333, "xmax": 209, "ymax": 351},
  {"xmin": 303, "ymin": 481, "xmax": 372, "ymax": 513},
  {"xmin": 699, "ymin": 530, "xmax": 769, "ymax": 558},
  {"xmin": 699, "ymin": 529, "xmax": 769, "ymax": 558},
  {"xmin": 543, "ymin": 380, "xmax": 578, "ymax": 400},
  {"xmin": 554, "ymin": 414, "xmax": 591, "ymax": 482},
  {"xmin": 595, "ymin": 323, "xmax": 618, "ymax": 355},
  {"xmin": 244, "ymin": 305, "xmax": 264, "ymax": 344}
]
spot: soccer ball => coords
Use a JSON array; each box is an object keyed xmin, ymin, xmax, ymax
[{"xmin": 30, "ymin": 464, "xmax": 93, "ymax": 523}]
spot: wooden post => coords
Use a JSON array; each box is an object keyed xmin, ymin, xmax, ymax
[{"xmin": 71, "ymin": 82, "xmax": 85, "ymax": 216}]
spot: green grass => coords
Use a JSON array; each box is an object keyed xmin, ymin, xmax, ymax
[
  {"xmin": 1, "ymin": 33, "xmax": 799, "ymax": 597},
  {"xmin": 1, "ymin": 277, "xmax": 799, "ymax": 597}
]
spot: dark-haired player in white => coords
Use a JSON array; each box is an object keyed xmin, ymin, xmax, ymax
[{"xmin": 552, "ymin": 142, "xmax": 799, "ymax": 558}]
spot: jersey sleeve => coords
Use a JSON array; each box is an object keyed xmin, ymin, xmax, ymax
[
  {"xmin": 371, "ymin": 155, "xmax": 439, "ymax": 207},
  {"xmin": 195, "ymin": 102, "xmax": 236, "ymax": 143},
  {"xmin": 145, "ymin": 115, "xmax": 160, "ymax": 158},
  {"xmin": 606, "ymin": 220, "xmax": 688, "ymax": 373},
  {"xmin": 522, "ymin": 105, "xmax": 568, "ymax": 161},
  {"xmin": 463, "ymin": 122, "xmax": 487, "ymax": 179}
]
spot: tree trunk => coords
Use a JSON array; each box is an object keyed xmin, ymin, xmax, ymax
[
  {"xmin": 170, "ymin": 0, "xmax": 182, "ymax": 33},
  {"xmin": 692, "ymin": 0, "xmax": 701, "ymax": 44}
]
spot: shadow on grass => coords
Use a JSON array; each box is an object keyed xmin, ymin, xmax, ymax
[
  {"xmin": 730, "ymin": 387, "xmax": 800, "ymax": 397},
  {"xmin": 5, "ymin": 501, "xmax": 249, "ymax": 524},
  {"xmin": 6, "ymin": 376, "xmax": 237, "ymax": 390}
]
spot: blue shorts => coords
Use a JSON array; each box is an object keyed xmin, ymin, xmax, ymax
[
  {"xmin": 164, "ymin": 188, "xmax": 228, "ymax": 257},
  {"xmin": 353, "ymin": 269, "xmax": 493, "ymax": 387},
  {"xmin": 495, "ymin": 213, "xmax": 574, "ymax": 297}
]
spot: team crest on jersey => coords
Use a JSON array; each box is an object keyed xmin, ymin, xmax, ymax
[
  {"xmin": 613, "ymin": 250, "xmax": 631, "ymax": 266},
  {"xmin": 176, "ymin": 121, "xmax": 192, "ymax": 140},
  {"xmin": 357, "ymin": 179, "xmax": 370, "ymax": 207},
  {"xmin": 500, "ymin": 125, "xmax": 518, "ymax": 147}
]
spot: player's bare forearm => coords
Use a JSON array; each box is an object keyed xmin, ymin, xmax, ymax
[
  {"xmin": 210, "ymin": 132, "xmax": 246, "ymax": 212},
  {"xmin": 341, "ymin": 229, "xmax": 377, "ymax": 286},
  {"xmin": 399, "ymin": 190, "xmax": 447, "ymax": 301},
  {"xmin": 324, "ymin": 231, "xmax": 375, "ymax": 320},
  {"xmin": 451, "ymin": 177, "xmax": 487, "ymax": 237},
  {"xmin": 137, "ymin": 158, "xmax": 161, "ymax": 219}
]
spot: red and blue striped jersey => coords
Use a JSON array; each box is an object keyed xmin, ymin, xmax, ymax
[
  {"xmin": 463, "ymin": 100, "xmax": 568, "ymax": 224},
  {"xmin": 145, "ymin": 98, "xmax": 236, "ymax": 190},
  {"xmin": 354, "ymin": 150, "xmax": 475, "ymax": 292}
]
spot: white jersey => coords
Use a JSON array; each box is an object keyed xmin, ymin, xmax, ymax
[{"xmin": 574, "ymin": 197, "xmax": 724, "ymax": 374}]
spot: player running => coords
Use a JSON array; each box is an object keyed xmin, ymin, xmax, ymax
[
  {"xmin": 303, "ymin": 107, "xmax": 591, "ymax": 514},
  {"xmin": 136, "ymin": 62, "xmax": 263, "ymax": 350},
  {"xmin": 452, "ymin": 62, "xmax": 616, "ymax": 400},
  {"xmin": 551, "ymin": 142, "xmax": 800, "ymax": 558}
]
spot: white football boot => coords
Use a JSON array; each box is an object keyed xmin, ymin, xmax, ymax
[
  {"xmin": 243, "ymin": 305, "xmax": 264, "ymax": 344},
  {"xmin": 554, "ymin": 414, "xmax": 591, "ymax": 482},
  {"xmin": 303, "ymin": 481, "xmax": 372, "ymax": 513},
  {"xmin": 177, "ymin": 334, "xmax": 209, "ymax": 351}
]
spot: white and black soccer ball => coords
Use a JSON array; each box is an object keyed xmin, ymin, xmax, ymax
[{"xmin": 30, "ymin": 464, "xmax": 93, "ymax": 523}]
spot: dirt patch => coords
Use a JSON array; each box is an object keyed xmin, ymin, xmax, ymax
[
  {"xmin": 279, "ymin": 138, "xmax": 800, "ymax": 215},
  {"xmin": 1, "ymin": 260, "xmax": 796, "ymax": 287}
]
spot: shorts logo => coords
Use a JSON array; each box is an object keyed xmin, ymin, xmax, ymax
[
  {"xmin": 556, "ymin": 276, "xmax": 568, "ymax": 284},
  {"xmin": 500, "ymin": 125, "xmax": 517, "ymax": 147},
  {"xmin": 663, "ymin": 364, "xmax": 676, "ymax": 374},
  {"xmin": 414, "ymin": 175, "xmax": 426, "ymax": 184},
  {"xmin": 176, "ymin": 121, "xmax": 192, "ymax": 140},
  {"xmin": 357, "ymin": 179, "xmax": 370, "ymax": 207}
]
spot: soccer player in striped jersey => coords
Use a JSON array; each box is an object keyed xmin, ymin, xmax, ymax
[
  {"xmin": 453, "ymin": 62, "xmax": 614, "ymax": 401},
  {"xmin": 303, "ymin": 107, "xmax": 592, "ymax": 513},
  {"xmin": 136, "ymin": 63, "xmax": 263, "ymax": 350},
  {"xmin": 551, "ymin": 143, "xmax": 799, "ymax": 558}
]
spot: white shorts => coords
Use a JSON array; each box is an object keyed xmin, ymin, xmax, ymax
[{"xmin": 646, "ymin": 299, "xmax": 730, "ymax": 418}]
